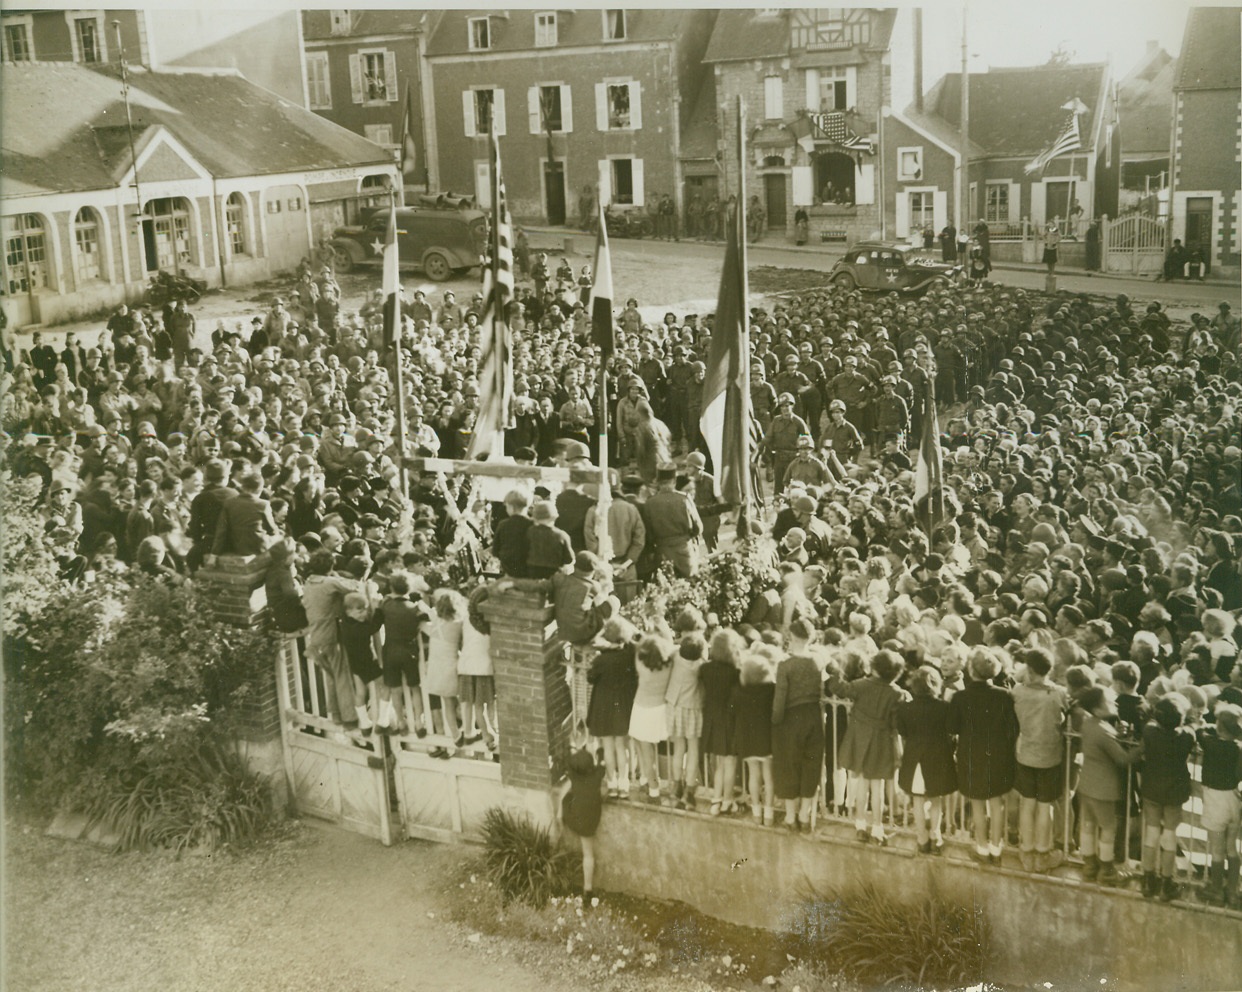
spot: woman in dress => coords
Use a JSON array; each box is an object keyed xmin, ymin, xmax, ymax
[{"xmin": 586, "ymin": 617, "xmax": 640, "ymax": 798}]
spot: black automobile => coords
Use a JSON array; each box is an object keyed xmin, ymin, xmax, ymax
[
  {"xmin": 828, "ymin": 240, "xmax": 964, "ymax": 294},
  {"xmin": 330, "ymin": 205, "xmax": 487, "ymax": 282}
]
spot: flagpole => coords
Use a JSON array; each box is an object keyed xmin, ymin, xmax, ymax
[
  {"xmin": 387, "ymin": 190, "xmax": 410, "ymax": 498},
  {"xmin": 735, "ymin": 94, "xmax": 752, "ymax": 543},
  {"xmin": 590, "ymin": 200, "xmax": 615, "ymax": 565},
  {"xmin": 489, "ymin": 127, "xmax": 507, "ymax": 461}
]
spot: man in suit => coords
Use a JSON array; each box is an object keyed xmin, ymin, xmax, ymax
[
  {"xmin": 211, "ymin": 470, "xmax": 278, "ymax": 556},
  {"xmin": 644, "ymin": 463, "xmax": 704, "ymax": 578},
  {"xmin": 187, "ymin": 458, "xmax": 237, "ymax": 570}
]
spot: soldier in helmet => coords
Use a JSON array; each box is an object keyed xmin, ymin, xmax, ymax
[
  {"xmin": 822, "ymin": 399, "xmax": 863, "ymax": 464},
  {"xmin": 762, "ymin": 393, "xmax": 809, "ymax": 495},
  {"xmin": 784, "ymin": 433, "xmax": 835, "ymax": 490}
]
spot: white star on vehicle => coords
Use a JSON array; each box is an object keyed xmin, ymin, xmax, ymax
[
  {"xmin": 371, "ymin": 238, "xmax": 386, "ymax": 256},
  {"xmin": 885, "ymin": 271, "xmax": 899, "ymax": 283}
]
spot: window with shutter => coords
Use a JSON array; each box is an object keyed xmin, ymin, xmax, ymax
[
  {"xmin": 535, "ymin": 12, "xmax": 557, "ymax": 47},
  {"xmin": 306, "ymin": 52, "xmax": 331, "ymax": 110},
  {"xmin": 605, "ymin": 83, "xmax": 631, "ymax": 129},
  {"xmin": 597, "ymin": 160, "xmax": 612, "ymax": 206},
  {"xmin": 560, "ymin": 84, "xmax": 573, "ymax": 133},
  {"xmin": 764, "ymin": 76, "xmax": 783, "ymax": 120},
  {"xmin": 985, "ymin": 183, "xmax": 1009, "ymax": 224},
  {"xmin": 383, "ymin": 51, "xmax": 397, "ymax": 103},
  {"xmin": 349, "ymin": 54, "xmax": 364, "ymax": 104},
  {"xmin": 357, "ymin": 50, "xmax": 389, "ymax": 104}
]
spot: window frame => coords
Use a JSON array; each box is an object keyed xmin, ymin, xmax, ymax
[
  {"xmin": 354, "ymin": 47, "xmax": 396, "ymax": 106},
  {"xmin": 605, "ymin": 81, "xmax": 635, "ymax": 130},
  {"xmin": 534, "ymin": 11, "xmax": 558, "ymax": 48},
  {"xmin": 474, "ymin": 88, "xmax": 496, "ymax": 135},
  {"xmin": 908, "ymin": 190, "xmax": 935, "ymax": 230},
  {"xmin": 65, "ymin": 11, "xmax": 106, "ymax": 63},
  {"xmin": 820, "ymin": 69, "xmax": 848, "ymax": 112},
  {"xmin": 73, "ymin": 207, "xmax": 102, "ymax": 283},
  {"xmin": 364, "ymin": 124, "xmax": 395, "ymax": 147},
  {"xmin": 764, "ymin": 75, "xmax": 783, "ymax": 121},
  {"xmin": 611, "ymin": 158, "xmax": 635, "ymax": 205},
  {"xmin": 539, "ymin": 84, "xmax": 563, "ymax": 133},
  {"xmin": 896, "ymin": 146, "xmax": 924, "ymax": 183},
  {"xmin": 602, "ymin": 9, "xmax": 627, "ymax": 41},
  {"xmin": 984, "ymin": 181, "xmax": 1009, "ymax": 224},
  {"xmin": 2, "ymin": 17, "xmax": 34, "ymax": 62},
  {"xmin": 468, "ymin": 16, "xmax": 491, "ymax": 51},
  {"xmin": 305, "ymin": 51, "xmax": 332, "ymax": 110},
  {"xmin": 224, "ymin": 193, "xmax": 248, "ymax": 257}
]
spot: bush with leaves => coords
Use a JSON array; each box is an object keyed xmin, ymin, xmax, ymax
[
  {"xmin": 3, "ymin": 471, "xmax": 278, "ymax": 850},
  {"xmin": 480, "ymin": 806, "xmax": 581, "ymax": 907},
  {"xmin": 786, "ymin": 884, "xmax": 990, "ymax": 989}
]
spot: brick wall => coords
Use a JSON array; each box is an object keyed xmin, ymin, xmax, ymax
[{"xmin": 481, "ymin": 587, "xmax": 572, "ymax": 790}]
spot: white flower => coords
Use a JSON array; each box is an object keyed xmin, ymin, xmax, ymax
[{"xmin": 722, "ymin": 955, "xmax": 733, "ymax": 967}]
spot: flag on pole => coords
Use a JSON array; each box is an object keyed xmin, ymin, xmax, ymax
[
  {"xmin": 1024, "ymin": 107, "xmax": 1083, "ymax": 175},
  {"xmin": 399, "ymin": 84, "xmax": 418, "ymax": 191},
  {"xmin": 589, "ymin": 202, "xmax": 614, "ymax": 358},
  {"xmin": 699, "ymin": 203, "xmax": 753, "ymax": 506},
  {"xmin": 379, "ymin": 200, "xmax": 401, "ymax": 348},
  {"xmin": 913, "ymin": 386, "xmax": 945, "ymax": 528},
  {"xmin": 468, "ymin": 133, "xmax": 515, "ymax": 459}
]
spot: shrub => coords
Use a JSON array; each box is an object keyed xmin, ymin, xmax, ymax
[
  {"xmin": 84, "ymin": 740, "xmax": 273, "ymax": 854},
  {"xmin": 479, "ymin": 806, "xmax": 580, "ymax": 907},
  {"xmin": 787, "ymin": 885, "xmax": 990, "ymax": 989}
]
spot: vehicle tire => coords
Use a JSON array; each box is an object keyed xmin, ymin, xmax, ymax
[
  {"xmin": 832, "ymin": 272, "xmax": 855, "ymax": 290},
  {"xmin": 330, "ymin": 242, "xmax": 357, "ymax": 274},
  {"xmin": 639, "ymin": 216, "xmax": 655, "ymax": 238},
  {"xmin": 423, "ymin": 251, "xmax": 451, "ymax": 281}
]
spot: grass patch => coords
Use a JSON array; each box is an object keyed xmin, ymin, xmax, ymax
[{"xmin": 787, "ymin": 883, "xmax": 990, "ymax": 989}]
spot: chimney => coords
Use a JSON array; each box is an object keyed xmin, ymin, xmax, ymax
[{"xmin": 914, "ymin": 8, "xmax": 924, "ymax": 112}]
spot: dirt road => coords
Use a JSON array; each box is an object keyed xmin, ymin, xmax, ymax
[{"xmin": 3, "ymin": 821, "xmax": 579, "ymax": 992}]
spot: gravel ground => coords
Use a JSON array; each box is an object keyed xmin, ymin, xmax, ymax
[{"xmin": 4, "ymin": 818, "xmax": 779, "ymax": 992}]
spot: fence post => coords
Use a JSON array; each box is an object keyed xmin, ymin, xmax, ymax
[{"xmin": 480, "ymin": 586, "xmax": 572, "ymax": 793}]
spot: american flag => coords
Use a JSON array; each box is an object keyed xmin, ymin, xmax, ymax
[
  {"xmin": 468, "ymin": 132, "xmax": 515, "ymax": 459},
  {"xmin": 811, "ymin": 111, "xmax": 874, "ymax": 154},
  {"xmin": 1025, "ymin": 111, "xmax": 1083, "ymax": 175}
]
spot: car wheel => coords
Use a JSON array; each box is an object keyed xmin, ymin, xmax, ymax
[
  {"xmin": 330, "ymin": 242, "xmax": 356, "ymax": 274},
  {"xmin": 833, "ymin": 272, "xmax": 855, "ymax": 290},
  {"xmin": 423, "ymin": 251, "xmax": 451, "ymax": 282}
]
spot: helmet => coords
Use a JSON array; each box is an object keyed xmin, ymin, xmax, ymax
[
  {"xmin": 777, "ymin": 392, "xmax": 796, "ymax": 406},
  {"xmin": 829, "ymin": 399, "xmax": 846, "ymax": 413}
]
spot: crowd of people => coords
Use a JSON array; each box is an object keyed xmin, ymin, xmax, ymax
[{"xmin": 2, "ymin": 238, "xmax": 1240, "ymax": 906}]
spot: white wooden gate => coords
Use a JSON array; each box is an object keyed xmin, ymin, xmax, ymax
[
  {"xmin": 1101, "ymin": 214, "xmax": 1165, "ymax": 275},
  {"xmin": 276, "ymin": 634, "xmax": 503, "ymax": 844}
]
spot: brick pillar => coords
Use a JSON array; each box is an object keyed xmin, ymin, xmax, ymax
[
  {"xmin": 481, "ymin": 587, "xmax": 572, "ymax": 790},
  {"xmin": 195, "ymin": 553, "xmax": 288, "ymax": 808}
]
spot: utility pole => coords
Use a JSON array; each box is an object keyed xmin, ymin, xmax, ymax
[{"xmin": 958, "ymin": 3, "xmax": 970, "ymax": 234}]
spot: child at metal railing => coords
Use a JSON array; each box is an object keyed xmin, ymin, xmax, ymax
[
  {"xmin": 897, "ymin": 665, "xmax": 957, "ymax": 855},
  {"xmin": 702, "ymin": 629, "xmax": 744, "ymax": 816},
  {"xmin": 826, "ymin": 648, "xmax": 908, "ymax": 846},
  {"xmin": 1076, "ymin": 686, "xmax": 1144, "ymax": 887},
  {"xmin": 1140, "ymin": 693, "xmax": 1196, "ymax": 901},
  {"xmin": 1197, "ymin": 702, "xmax": 1242, "ymax": 907},
  {"xmin": 1012, "ymin": 647, "xmax": 1069, "ymax": 874},
  {"xmin": 665, "ymin": 631, "xmax": 706, "ymax": 811},
  {"xmin": 772, "ymin": 619, "xmax": 823, "ymax": 833},
  {"xmin": 733, "ymin": 645, "xmax": 778, "ymax": 827}
]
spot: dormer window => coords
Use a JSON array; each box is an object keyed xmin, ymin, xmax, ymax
[
  {"xmin": 469, "ymin": 16, "xmax": 491, "ymax": 51},
  {"xmin": 329, "ymin": 10, "xmax": 350, "ymax": 35},
  {"xmin": 603, "ymin": 10, "xmax": 626, "ymax": 41}
]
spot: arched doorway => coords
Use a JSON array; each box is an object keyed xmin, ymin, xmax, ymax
[
  {"xmin": 143, "ymin": 197, "xmax": 194, "ymax": 274},
  {"xmin": 814, "ymin": 152, "xmax": 855, "ymax": 205}
]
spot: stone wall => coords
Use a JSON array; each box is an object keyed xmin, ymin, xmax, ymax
[{"xmin": 593, "ymin": 802, "xmax": 1242, "ymax": 992}]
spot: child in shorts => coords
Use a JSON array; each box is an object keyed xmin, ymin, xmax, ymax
[
  {"xmin": 1140, "ymin": 694, "xmax": 1195, "ymax": 901},
  {"xmin": 1076, "ymin": 686, "xmax": 1142, "ymax": 886},
  {"xmin": 1197, "ymin": 702, "xmax": 1242, "ymax": 906}
]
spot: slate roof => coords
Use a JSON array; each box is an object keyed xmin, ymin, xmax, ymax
[
  {"xmin": 928, "ymin": 63, "xmax": 1108, "ymax": 157},
  {"xmin": 1118, "ymin": 49, "xmax": 1175, "ymax": 158},
  {"xmin": 896, "ymin": 105, "xmax": 987, "ymax": 161},
  {"xmin": 1175, "ymin": 6, "xmax": 1242, "ymax": 91},
  {"xmin": 303, "ymin": 9, "xmax": 436, "ymax": 41},
  {"xmin": 1, "ymin": 62, "xmax": 392, "ymax": 199},
  {"xmin": 704, "ymin": 8, "xmax": 896, "ymax": 63},
  {"xmin": 680, "ymin": 70, "xmax": 719, "ymax": 161},
  {"xmin": 703, "ymin": 9, "xmax": 792, "ymax": 62},
  {"xmin": 426, "ymin": 9, "xmax": 686, "ymax": 57}
]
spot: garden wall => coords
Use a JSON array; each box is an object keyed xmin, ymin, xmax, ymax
[{"xmin": 593, "ymin": 803, "xmax": 1242, "ymax": 992}]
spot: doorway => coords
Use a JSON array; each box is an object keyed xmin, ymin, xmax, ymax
[
  {"xmin": 544, "ymin": 161, "xmax": 566, "ymax": 225},
  {"xmin": 1185, "ymin": 197, "xmax": 1213, "ymax": 274},
  {"xmin": 764, "ymin": 174, "xmax": 787, "ymax": 229},
  {"xmin": 1046, "ymin": 182, "xmax": 1072, "ymax": 226}
]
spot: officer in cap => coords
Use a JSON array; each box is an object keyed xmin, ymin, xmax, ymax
[{"xmin": 762, "ymin": 393, "xmax": 810, "ymax": 495}]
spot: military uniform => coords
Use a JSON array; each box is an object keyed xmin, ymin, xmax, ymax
[
  {"xmin": 829, "ymin": 367, "xmax": 874, "ymax": 434},
  {"xmin": 764, "ymin": 411, "xmax": 810, "ymax": 494},
  {"xmin": 644, "ymin": 488, "xmax": 704, "ymax": 578},
  {"xmin": 822, "ymin": 415, "xmax": 863, "ymax": 463},
  {"xmin": 666, "ymin": 359, "xmax": 697, "ymax": 446}
]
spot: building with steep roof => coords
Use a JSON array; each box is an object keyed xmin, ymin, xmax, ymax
[
  {"xmin": 705, "ymin": 8, "xmax": 898, "ymax": 244},
  {"xmin": 1169, "ymin": 6, "xmax": 1241, "ymax": 277},
  {"xmin": 1118, "ymin": 43, "xmax": 1174, "ymax": 197},
  {"xmin": 883, "ymin": 60, "xmax": 1119, "ymax": 244},
  {"xmin": 425, "ymin": 9, "xmax": 716, "ymax": 224},
  {"xmin": 1, "ymin": 61, "xmax": 395, "ymax": 328}
]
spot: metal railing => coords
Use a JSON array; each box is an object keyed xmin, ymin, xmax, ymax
[{"xmin": 566, "ymin": 652, "xmax": 1225, "ymax": 899}]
